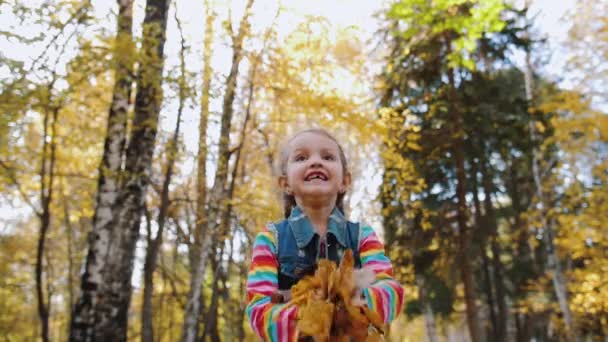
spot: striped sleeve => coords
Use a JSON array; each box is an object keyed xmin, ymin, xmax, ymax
[
  {"xmin": 359, "ymin": 224, "xmax": 405, "ymax": 324},
  {"xmin": 246, "ymin": 225, "xmax": 298, "ymax": 341}
]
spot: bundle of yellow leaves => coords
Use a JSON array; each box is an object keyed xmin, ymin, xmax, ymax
[{"xmin": 277, "ymin": 249, "xmax": 385, "ymax": 341}]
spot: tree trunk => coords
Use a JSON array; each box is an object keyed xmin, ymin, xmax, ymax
[
  {"xmin": 479, "ymin": 161, "xmax": 508, "ymax": 342},
  {"xmin": 182, "ymin": 0, "xmax": 214, "ymax": 339},
  {"xmin": 523, "ymin": 38, "xmax": 576, "ymax": 340},
  {"xmin": 470, "ymin": 165, "xmax": 498, "ymax": 341},
  {"xmin": 223, "ymin": 232, "xmax": 238, "ymax": 340},
  {"xmin": 36, "ymin": 102, "xmax": 59, "ymax": 342},
  {"xmin": 180, "ymin": 1, "xmax": 253, "ymax": 340},
  {"xmin": 455, "ymin": 127, "xmax": 480, "ymax": 342},
  {"xmin": 480, "ymin": 251, "xmax": 497, "ymax": 339},
  {"xmin": 140, "ymin": 6, "xmax": 186, "ymax": 342},
  {"xmin": 191, "ymin": 0, "xmax": 214, "ymax": 294},
  {"xmin": 141, "ymin": 206, "xmax": 155, "ymax": 342},
  {"xmin": 62, "ymin": 189, "xmax": 75, "ymax": 316},
  {"xmin": 446, "ymin": 64, "xmax": 481, "ymax": 342},
  {"xmin": 415, "ymin": 275, "xmax": 439, "ymax": 342},
  {"xmin": 70, "ymin": 1, "xmax": 133, "ymax": 340},
  {"xmin": 91, "ymin": 0, "xmax": 170, "ymax": 339},
  {"xmin": 236, "ymin": 168, "xmax": 252, "ymax": 341},
  {"xmin": 237, "ymin": 240, "xmax": 248, "ymax": 342},
  {"xmin": 201, "ymin": 238, "xmax": 225, "ymax": 342},
  {"xmin": 203, "ymin": 45, "xmax": 260, "ymax": 340}
]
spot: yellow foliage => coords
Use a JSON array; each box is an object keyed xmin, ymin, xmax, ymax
[{"xmin": 281, "ymin": 250, "xmax": 384, "ymax": 341}]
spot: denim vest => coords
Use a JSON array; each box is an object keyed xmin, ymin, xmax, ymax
[{"xmin": 272, "ymin": 206, "xmax": 361, "ymax": 290}]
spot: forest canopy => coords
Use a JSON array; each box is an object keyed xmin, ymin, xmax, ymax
[{"xmin": 0, "ymin": 0, "xmax": 606, "ymax": 341}]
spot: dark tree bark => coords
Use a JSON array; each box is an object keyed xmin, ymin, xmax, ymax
[
  {"xmin": 62, "ymin": 190, "xmax": 75, "ymax": 315},
  {"xmin": 90, "ymin": 0, "xmax": 170, "ymax": 339},
  {"xmin": 70, "ymin": 1, "xmax": 133, "ymax": 340},
  {"xmin": 470, "ymin": 162, "xmax": 498, "ymax": 341},
  {"xmin": 140, "ymin": 6, "xmax": 186, "ymax": 342},
  {"xmin": 237, "ymin": 238, "xmax": 249, "ymax": 342},
  {"xmin": 453, "ymin": 126, "xmax": 480, "ymax": 342},
  {"xmin": 415, "ymin": 274, "xmax": 439, "ymax": 342},
  {"xmin": 480, "ymin": 160, "xmax": 508, "ymax": 342},
  {"xmin": 36, "ymin": 97, "xmax": 59, "ymax": 342},
  {"xmin": 235, "ymin": 165, "xmax": 252, "ymax": 341},
  {"xmin": 201, "ymin": 239, "xmax": 225, "ymax": 342},
  {"xmin": 446, "ymin": 62, "xmax": 481, "ymax": 342}
]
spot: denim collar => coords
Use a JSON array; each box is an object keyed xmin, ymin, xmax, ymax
[{"xmin": 287, "ymin": 206, "xmax": 348, "ymax": 248}]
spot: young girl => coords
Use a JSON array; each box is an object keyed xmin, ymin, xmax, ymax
[{"xmin": 246, "ymin": 128, "xmax": 404, "ymax": 341}]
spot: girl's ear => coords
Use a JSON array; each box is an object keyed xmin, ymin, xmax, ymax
[
  {"xmin": 278, "ymin": 175, "xmax": 290, "ymax": 194},
  {"xmin": 340, "ymin": 171, "xmax": 352, "ymax": 194}
]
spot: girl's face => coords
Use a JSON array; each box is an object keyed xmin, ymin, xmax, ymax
[{"xmin": 279, "ymin": 132, "xmax": 351, "ymax": 207}]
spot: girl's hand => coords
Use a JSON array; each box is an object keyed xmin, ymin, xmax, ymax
[
  {"xmin": 352, "ymin": 267, "xmax": 375, "ymax": 306},
  {"xmin": 270, "ymin": 289, "xmax": 292, "ymax": 303},
  {"xmin": 269, "ymin": 267, "xmax": 374, "ymax": 305}
]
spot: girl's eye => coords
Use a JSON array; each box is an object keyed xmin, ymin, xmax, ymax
[
  {"xmin": 323, "ymin": 154, "xmax": 336, "ymax": 161},
  {"xmin": 294, "ymin": 155, "xmax": 307, "ymax": 162}
]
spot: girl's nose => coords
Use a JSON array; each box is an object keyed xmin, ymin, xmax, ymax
[
  {"xmin": 308, "ymin": 154, "xmax": 323, "ymax": 166},
  {"xmin": 309, "ymin": 160, "xmax": 322, "ymax": 168}
]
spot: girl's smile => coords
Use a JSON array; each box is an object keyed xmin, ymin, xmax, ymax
[
  {"xmin": 304, "ymin": 170, "xmax": 328, "ymax": 181},
  {"xmin": 280, "ymin": 132, "xmax": 350, "ymax": 206}
]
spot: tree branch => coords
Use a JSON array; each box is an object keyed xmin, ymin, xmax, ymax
[{"xmin": 0, "ymin": 159, "xmax": 41, "ymax": 215}]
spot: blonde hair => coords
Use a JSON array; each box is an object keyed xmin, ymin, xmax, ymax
[{"xmin": 278, "ymin": 128, "xmax": 349, "ymax": 218}]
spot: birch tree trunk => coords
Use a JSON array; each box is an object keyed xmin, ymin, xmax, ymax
[
  {"xmin": 181, "ymin": 1, "xmax": 254, "ymax": 341},
  {"xmin": 524, "ymin": 46, "xmax": 577, "ymax": 341},
  {"xmin": 92, "ymin": 0, "xmax": 170, "ymax": 339},
  {"xmin": 182, "ymin": 0, "xmax": 214, "ymax": 340},
  {"xmin": 198, "ymin": 11, "xmax": 267, "ymax": 338},
  {"xmin": 70, "ymin": 1, "xmax": 133, "ymax": 339},
  {"xmin": 521, "ymin": 3, "xmax": 575, "ymax": 336},
  {"xmin": 203, "ymin": 95, "xmax": 253, "ymax": 337},
  {"xmin": 140, "ymin": 8, "xmax": 187, "ymax": 341}
]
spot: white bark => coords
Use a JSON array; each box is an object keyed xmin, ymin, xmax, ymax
[
  {"xmin": 70, "ymin": 1, "xmax": 133, "ymax": 340},
  {"xmin": 91, "ymin": 0, "xmax": 171, "ymax": 339},
  {"xmin": 180, "ymin": 1, "xmax": 254, "ymax": 341},
  {"xmin": 523, "ymin": 14, "xmax": 576, "ymax": 337},
  {"xmin": 180, "ymin": 0, "xmax": 215, "ymax": 340}
]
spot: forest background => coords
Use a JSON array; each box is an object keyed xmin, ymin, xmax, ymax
[{"xmin": 0, "ymin": 0, "xmax": 606, "ymax": 341}]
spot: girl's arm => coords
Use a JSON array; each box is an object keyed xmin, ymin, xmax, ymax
[
  {"xmin": 246, "ymin": 226, "xmax": 298, "ymax": 341},
  {"xmin": 359, "ymin": 224, "xmax": 405, "ymax": 324}
]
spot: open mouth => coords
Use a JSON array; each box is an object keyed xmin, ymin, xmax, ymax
[{"xmin": 305, "ymin": 171, "xmax": 328, "ymax": 181}]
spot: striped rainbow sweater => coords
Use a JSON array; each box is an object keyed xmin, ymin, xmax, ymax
[{"xmin": 245, "ymin": 223, "xmax": 404, "ymax": 341}]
